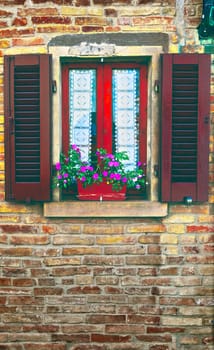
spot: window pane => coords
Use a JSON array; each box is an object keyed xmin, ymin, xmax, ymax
[
  {"xmin": 69, "ymin": 69, "xmax": 96, "ymax": 162},
  {"xmin": 112, "ymin": 69, "xmax": 139, "ymax": 169}
]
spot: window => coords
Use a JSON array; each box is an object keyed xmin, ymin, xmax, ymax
[
  {"xmin": 4, "ymin": 53, "xmax": 210, "ymax": 204},
  {"xmin": 61, "ymin": 61, "xmax": 147, "ymax": 199}
]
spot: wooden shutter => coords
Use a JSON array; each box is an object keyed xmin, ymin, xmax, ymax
[
  {"xmin": 4, "ymin": 54, "xmax": 52, "ymax": 201},
  {"xmin": 160, "ymin": 54, "xmax": 210, "ymax": 202}
]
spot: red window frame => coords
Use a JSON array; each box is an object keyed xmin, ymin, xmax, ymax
[{"xmin": 62, "ymin": 61, "xmax": 148, "ymax": 170}]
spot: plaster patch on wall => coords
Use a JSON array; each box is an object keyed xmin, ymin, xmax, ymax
[
  {"xmin": 176, "ymin": 0, "xmax": 185, "ymax": 45},
  {"xmin": 68, "ymin": 42, "xmax": 116, "ymax": 56}
]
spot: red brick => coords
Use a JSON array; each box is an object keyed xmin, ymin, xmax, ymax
[
  {"xmin": 136, "ymin": 334, "xmax": 172, "ymax": 342},
  {"xmin": 23, "ymin": 324, "xmax": 59, "ymax": 333},
  {"xmin": 0, "ymin": 278, "xmax": 11, "ymax": 286},
  {"xmin": 32, "ymin": 16, "xmax": 71, "ymax": 24},
  {"xmin": 82, "ymin": 26, "xmax": 104, "ymax": 32},
  {"xmin": 12, "ymin": 17, "xmax": 27, "ymax": 26},
  {"xmin": 67, "ymin": 286, "xmax": 101, "ymax": 294},
  {"xmin": 23, "ymin": 345, "xmax": 66, "ymax": 350},
  {"xmin": 187, "ymin": 225, "xmax": 214, "ymax": 233},
  {"xmin": 0, "ymin": 9, "xmax": 13, "ymax": 16},
  {"xmin": 12, "ymin": 278, "xmax": 36, "ymax": 287},
  {"xmin": 0, "ymin": 297, "xmax": 6, "ymax": 304},
  {"xmin": 147, "ymin": 326, "xmax": 185, "ymax": 333},
  {"xmin": 8, "ymin": 296, "xmax": 43, "ymax": 305},
  {"xmin": 0, "ymin": 225, "xmax": 38, "ymax": 233},
  {"xmin": 91, "ymin": 334, "xmax": 131, "ymax": 342},
  {"xmin": 149, "ymin": 346, "xmax": 170, "ymax": 350},
  {"xmin": 52, "ymin": 333, "xmax": 90, "ymax": 342}
]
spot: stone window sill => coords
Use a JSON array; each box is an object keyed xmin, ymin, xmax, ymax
[{"xmin": 44, "ymin": 201, "xmax": 168, "ymax": 218}]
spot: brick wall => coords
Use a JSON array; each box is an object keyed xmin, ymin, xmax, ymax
[{"xmin": 0, "ymin": 1, "xmax": 214, "ymax": 350}]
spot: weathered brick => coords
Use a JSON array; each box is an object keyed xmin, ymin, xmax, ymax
[
  {"xmin": 63, "ymin": 247, "xmax": 101, "ymax": 255},
  {"xmin": 44, "ymin": 257, "xmax": 81, "ymax": 266},
  {"xmin": 127, "ymin": 315, "xmax": 160, "ymax": 325},
  {"xmin": 34, "ymin": 288, "xmax": 64, "ymax": 296},
  {"xmin": 97, "ymin": 235, "xmax": 136, "ymax": 245},
  {"xmin": 10, "ymin": 234, "xmax": 49, "ymax": 245}
]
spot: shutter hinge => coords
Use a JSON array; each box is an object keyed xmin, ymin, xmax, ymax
[
  {"xmin": 8, "ymin": 193, "xmax": 15, "ymax": 200},
  {"xmin": 154, "ymin": 164, "xmax": 159, "ymax": 177},
  {"xmin": 52, "ymin": 80, "xmax": 57, "ymax": 93},
  {"xmin": 9, "ymin": 117, "xmax": 14, "ymax": 134}
]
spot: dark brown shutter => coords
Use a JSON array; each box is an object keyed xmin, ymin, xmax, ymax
[
  {"xmin": 4, "ymin": 54, "xmax": 52, "ymax": 201},
  {"xmin": 160, "ymin": 54, "xmax": 210, "ymax": 202}
]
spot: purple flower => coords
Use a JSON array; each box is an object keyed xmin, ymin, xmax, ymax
[
  {"xmin": 136, "ymin": 184, "xmax": 141, "ymax": 189},
  {"xmin": 137, "ymin": 161, "xmax": 142, "ymax": 167},
  {"xmin": 114, "ymin": 161, "xmax": 120, "ymax": 167},
  {"xmin": 81, "ymin": 176, "xmax": 86, "ymax": 182},
  {"xmin": 93, "ymin": 173, "xmax": 99, "ymax": 180},
  {"xmin": 109, "ymin": 161, "xmax": 120, "ymax": 167},
  {"xmin": 122, "ymin": 177, "xmax": 128, "ymax": 183},
  {"xmin": 63, "ymin": 173, "xmax": 69, "ymax": 178},
  {"xmin": 57, "ymin": 174, "xmax": 62, "ymax": 180},
  {"xmin": 55, "ymin": 162, "xmax": 61, "ymax": 171},
  {"xmin": 106, "ymin": 154, "xmax": 114, "ymax": 159},
  {"xmin": 102, "ymin": 170, "xmax": 108, "ymax": 177},
  {"xmin": 80, "ymin": 166, "xmax": 87, "ymax": 172},
  {"xmin": 114, "ymin": 173, "xmax": 121, "ymax": 180}
]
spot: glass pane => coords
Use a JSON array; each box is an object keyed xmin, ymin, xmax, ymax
[
  {"xmin": 112, "ymin": 69, "xmax": 139, "ymax": 170},
  {"xmin": 69, "ymin": 69, "xmax": 96, "ymax": 162}
]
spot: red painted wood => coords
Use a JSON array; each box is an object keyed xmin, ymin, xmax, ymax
[
  {"xmin": 62, "ymin": 61, "xmax": 148, "ymax": 163},
  {"xmin": 139, "ymin": 65, "xmax": 148, "ymax": 166},
  {"xmin": 197, "ymin": 54, "xmax": 210, "ymax": 201},
  {"xmin": 62, "ymin": 64, "xmax": 70, "ymax": 153},
  {"xmin": 77, "ymin": 181, "xmax": 126, "ymax": 201},
  {"xmin": 161, "ymin": 54, "xmax": 173, "ymax": 201},
  {"xmin": 103, "ymin": 64, "xmax": 112, "ymax": 152},
  {"xmin": 4, "ymin": 54, "xmax": 52, "ymax": 201},
  {"xmin": 161, "ymin": 54, "xmax": 210, "ymax": 202}
]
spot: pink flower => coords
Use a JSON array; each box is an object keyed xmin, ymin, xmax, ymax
[
  {"xmin": 102, "ymin": 170, "xmax": 108, "ymax": 177},
  {"xmin": 114, "ymin": 173, "xmax": 121, "ymax": 180},
  {"xmin": 81, "ymin": 176, "xmax": 86, "ymax": 182},
  {"xmin": 93, "ymin": 173, "xmax": 99, "ymax": 180},
  {"xmin": 122, "ymin": 177, "xmax": 128, "ymax": 183},
  {"xmin": 55, "ymin": 162, "xmax": 61, "ymax": 171},
  {"xmin": 71, "ymin": 144, "xmax": 80, "ymax": 152}
]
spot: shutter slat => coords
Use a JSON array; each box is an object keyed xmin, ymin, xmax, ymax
[
  {"xmin": 161, "ymin": 54, "xmax": 210, "ymax": 202},
  {"xmin": 4, "ymin": 54, "xmax": 52, "ymax": 201}
]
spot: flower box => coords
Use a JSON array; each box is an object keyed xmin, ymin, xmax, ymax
[{"xmin": 77, "ymin": 181, "xmax": 126, "ymax": 201}]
